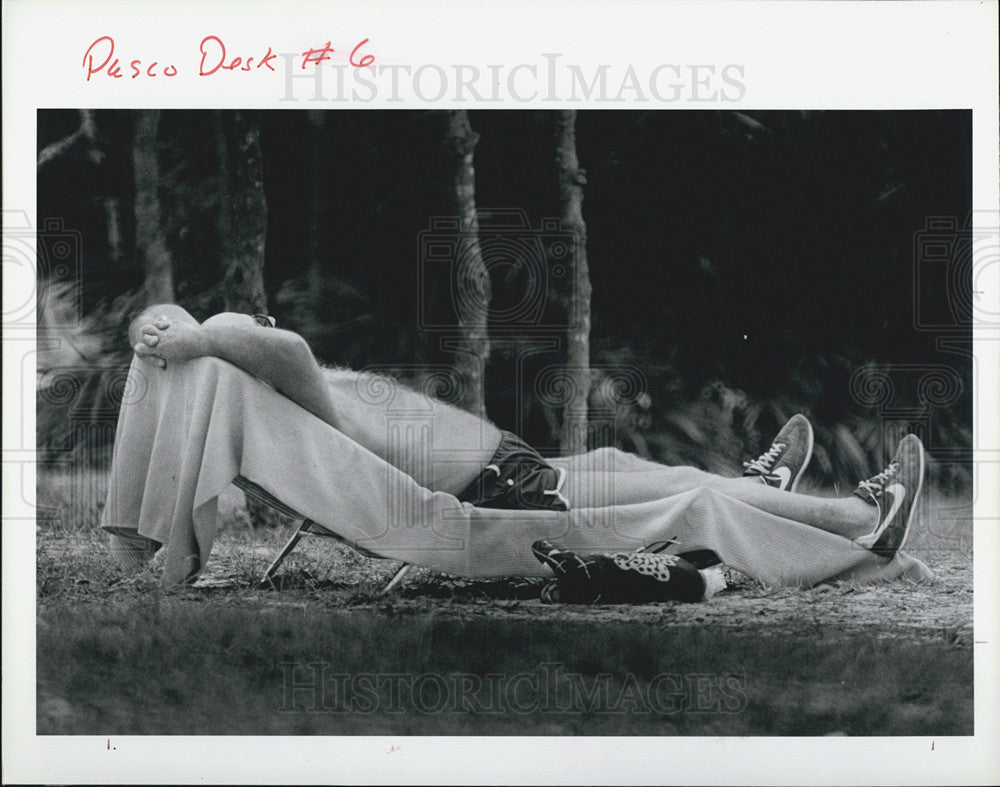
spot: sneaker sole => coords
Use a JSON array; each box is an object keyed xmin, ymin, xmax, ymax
[
  {"xmin": 873, "ymin": 437, "xmax": 926, "ymax": 558},
  {"xmin": 788, "ymin": 417, "xmax": 814, "ymax": 494}
]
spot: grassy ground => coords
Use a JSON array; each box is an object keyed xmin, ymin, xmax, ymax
[{"xmin": 35, "ymin": 470, "xmax": 974, "ymax": 736}]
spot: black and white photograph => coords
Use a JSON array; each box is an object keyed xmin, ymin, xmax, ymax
[{"xmin": 4, "ymin": 1, "xmax": 999, "ymax": 784}]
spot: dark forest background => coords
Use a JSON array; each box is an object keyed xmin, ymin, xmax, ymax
[{"xmin": 36, "ymin": 109, "xmax": 972, "ymax": 492}]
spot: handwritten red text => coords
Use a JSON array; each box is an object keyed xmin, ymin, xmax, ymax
[
  {"xmin": 83, "ymin": 35, "xmax": 376, "ymax": 82},
  {"xmin": 83, "ymin": 36, "xmax": 178, "ymax": 81},
  {"xmin": 199, "ymin": 35, "xmax": 277, "ymax": 76}
]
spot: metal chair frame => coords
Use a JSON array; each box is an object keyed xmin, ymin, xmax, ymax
[{"xmin": 233, "ymin": 476, "xmax": 412, "ymax": 595}]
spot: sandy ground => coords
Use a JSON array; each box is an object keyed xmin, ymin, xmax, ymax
[
  {"xmin": 33, "ymin": 490, "xmax": 975, "ymax": 736},
  {"xmin": 35, "ymin": 483, "xmax": 975, "ymax": 645},
  {"xmin": 172, "ymin": 531, "xmax": 973, "ymax": 647}
]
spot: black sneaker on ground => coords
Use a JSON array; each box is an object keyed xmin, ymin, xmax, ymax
[
  {"xmin": 853, "ymin": 434, "xmax": 926, "ymax": 559},
  {"xmin": 742, "ymin": 414, "xmax": 814, "ymax": 492},
  {"xmin": 532, "ymin": 540, "xmax": 602, "ymax": 603},
  {"xmin": 531, "ymin": 539, "xmax": 709, "ymax": 604}
]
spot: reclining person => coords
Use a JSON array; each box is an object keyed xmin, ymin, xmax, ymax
[{"xmin": 105, "ymin": 304, "xmax": 929, "ymax": 601}]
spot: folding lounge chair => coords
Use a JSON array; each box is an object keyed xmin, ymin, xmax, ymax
[{"xmin": 233, "ymin": 476, "xmax": 413, "ymax": 595}]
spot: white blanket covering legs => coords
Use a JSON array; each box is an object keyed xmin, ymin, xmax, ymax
[{"xmin": 101, "ymin": 356, "xmax": 933, "ymax": 588}]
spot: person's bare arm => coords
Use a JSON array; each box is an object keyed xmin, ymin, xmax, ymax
[{"xmin": 133, "ymin": 313, "xmax": 342, "ymax": 430}]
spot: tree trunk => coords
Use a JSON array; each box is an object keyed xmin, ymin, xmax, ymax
[
  {"xmin": 443, "ymin": 110, "xmax": 490, "ymax": 418},
  {"xmin": 555, "ymin": 110, "xmax": 592, "ymax": 455},
  {"xmin": 217, "ymin": 111, "xmax": 272, "ymax": 528},
  {"xmin": 218, "ymin": 110, "xmax": 268, "ymax": 315},
  {"xmin": 305, "ymin": 110, "xmax": 327, "ymax": 332},
  {"xmin": 37, "ymin": 109, "xmax": 102, "ymax": 171},
  {"xmin": 38, "ymin": 110, "xmax": 130, "ymax": 299},
  {"xmin": 132, "ymin": 110, "xmax": 175, "ymax": 305}
]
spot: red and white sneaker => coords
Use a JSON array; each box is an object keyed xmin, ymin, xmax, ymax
[
  {"xmin": 742, "ymin": 414, "xmax": 814, "ymax": 492},
  {"xmin": 853, "ymin": 434, "xmax": 926, "ymax": 559}
]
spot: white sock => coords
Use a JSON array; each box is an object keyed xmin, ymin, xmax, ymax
[{"xmin": 698, "ymin": 565, "xmax": 728, "ymax": 600}]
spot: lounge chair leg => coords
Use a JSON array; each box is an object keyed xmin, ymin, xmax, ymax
[
  {"xmin": 259, "ymin": 520, "xmax": 311, "ymax": 588},
  {"xmin": 380, "ymin": 563, "xmax": 413, "ymax": 596}
]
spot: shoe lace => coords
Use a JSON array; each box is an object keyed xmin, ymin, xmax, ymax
[
  {"xmin": 856, "ymin": 460, "xmax": 900, "ymax": 498},
  {"xmin": 743, "ymin": 442, "xmax": 785, "ymax": 475}
]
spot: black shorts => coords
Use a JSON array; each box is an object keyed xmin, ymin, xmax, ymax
[{"xmin": 456, "ymin": 431, "xmax": 570, "ymax": 512}]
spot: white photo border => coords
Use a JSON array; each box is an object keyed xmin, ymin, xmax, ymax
[{"xmin": 3, "ymin": 0, "xmax": 999, "ymax": 783}]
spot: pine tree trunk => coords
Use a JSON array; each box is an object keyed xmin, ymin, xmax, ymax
[
  {"xmin": 305, "ymin": 110, "xmax": 327, "ymax": 330},
  {"xmin": 132, "ymin": 110, "xmax": 175, "ymax": 305},
  {"xmin": 218, "ymin": 110, "xmax": 268, "ymax": 315},
  {"xmin": 217, "ymin": 111, "xmax": 272, "ymax": 528},
  {"xmin": 86, "ymin": 110, "xmax": 128, "ymax": 282},
  {"xmin": 444, "ymin": 110, "xmax": 490, "ymax": 418},
  {"xmin": 555, "ymin": 110, "xmax": 592, "ymax": 455}
]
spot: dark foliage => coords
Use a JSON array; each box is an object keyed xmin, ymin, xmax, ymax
[{"xmin": 36, "ymin": 110, "xmax": 972, "ymax": 490}]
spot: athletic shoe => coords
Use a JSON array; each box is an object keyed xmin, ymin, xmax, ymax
[
  {"xmin": 532, "ymin": 540, "xmax": 602, "ymax": 603},
  {"xmin": 532, "ymin": 539, "xmax": 595, "ymax": 581},
  {"xmin": 742, "ymin": 414, "xmax": 814, "ymax": 492},
  {"xmin": 853, "ymin": 434, "xmax": 925, "ymax": 559},
  {"xmin": 532, "ymin": 540, "xmax": 713, "ymax": 603},
  {"xmin": 540, "ymin": 580, "xmax": 562, "ymax": 604}
]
